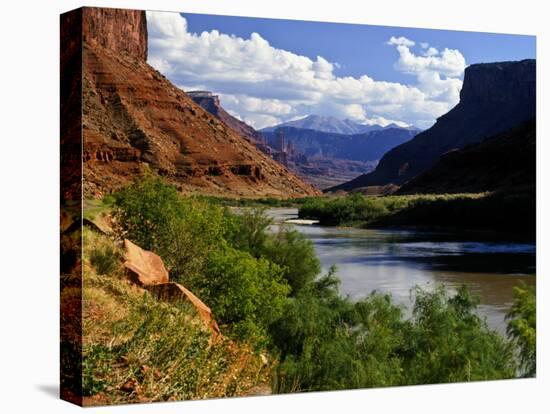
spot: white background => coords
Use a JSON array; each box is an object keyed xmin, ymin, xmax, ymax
[{"xmin": 0, "ymin": 0, "xmax": 547, "ymax": 412}]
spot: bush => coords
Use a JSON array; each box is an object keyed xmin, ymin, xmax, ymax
[
  {"xmin": 199, "ymin": 247, "xmax": 291, "ymax": 344},
  {"xmin": 112, "ymin": 175, "xmax": 226, "ymax": 282},
  {"xmin": 226, "ymin": 208, "xmax": 321, "ymax": 295},
  {"xmin": 272, "ymin": 282, "xmax": 517, "ymax": 393},
  {"xmin": 90, "ymin": 244, "xmax": 120, "ymax": 275},
  {"xmin": 261, "ymin": 227, "xmax": 321, "ymax": 295},
  {"xmin": 299, "ymin": 191, "xmax": 534, "ymax": 238},
  {"xmin": 402, "ymin": 285, "xmax": 516, "ymax": 384},
  {"xmin": 224, "ymin": 207, "xmax": 273, "ymax": 258},
  {"xmin": 299, "ymin": 193, "xmax": 413, "ymax": 226},
  {"xmin": 506, "ymin": 283, "xmax": 536, "ymax": 377}
]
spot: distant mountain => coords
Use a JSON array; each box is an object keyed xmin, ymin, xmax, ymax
[
  {"xmin": 398, "ymin": 118, "xmax": 535, "ymax": 195},
  {"xmin": 328, "ymin": 59, "xmax": 536, "ymax": 193},
  {"xmin": 262, "ymin": 114, "xmax": 416, "ymax": 135},
  {"xmin": 262, "ymin": 126, "xmax": 418, "ymax": 163}
]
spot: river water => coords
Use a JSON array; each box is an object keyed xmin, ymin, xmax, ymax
[{"xmin": 266, "ymin": 208, "xmax": 536, "ymax": 335}]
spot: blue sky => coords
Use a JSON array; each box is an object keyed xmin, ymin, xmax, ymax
[
  {"xmin": 146, "ymin": 11, "xmax": 535, "ymax": 129},
  {"xmin": 183, "ymin": 13, "xmax": 535, "ymax": 84}
]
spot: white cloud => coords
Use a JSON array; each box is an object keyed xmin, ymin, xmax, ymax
[
  {"xmin": 387, "ymin": 36, "xmax": 416, "ymax": 47},
  {"xmin": 392, "ymin": 36, "xmax": 466, "ymax": 78},
  {"xmin": 146, "ymin": 12, "xmax": 466, "ymax": 130},
  {"xmin": 423, "ymin": 47, "xmax": 439, "ymax": 57}
]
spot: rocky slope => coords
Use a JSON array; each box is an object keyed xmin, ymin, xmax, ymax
[
  {"xmin": 74, "ymin": 7, "xmax": 318, "ymax": 198},
  {"xmin": 187, "ymin": 91, "xmax": 264, "ymax": 144},
  {"xmin": 329, "ymin": 59, "xmax": 536, "ymax": 192},
  {"xmin": 398, "ymin": 118, "xmax": 535, "ymax": 194}
]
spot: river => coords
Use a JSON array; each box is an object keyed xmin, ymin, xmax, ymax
[{"xmin": 266, "ymin": 208, "xmax": 536, "ymax": 335}]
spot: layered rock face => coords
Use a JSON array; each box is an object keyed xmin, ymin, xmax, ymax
[
  {"xmin": 187, "ymin": 91, "xmax": 264, "ymax": 144},
  {"xmin": 74, "ymin": 7, "xmax": 318, "ymax": 198},
  {"xmin": 82, "ymin": 8, "xmax": 147, "ymax": 60},
  {"xmin": 329, "ymin": 59, "xmax": 536, "ymax": 192}
]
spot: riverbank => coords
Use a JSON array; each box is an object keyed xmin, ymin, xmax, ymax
[
  {"xmin": 268, "ymin": 208, "xmax": 535, "ymax": 335},
  {"xmin": 298, "ymin": 190, "xmax": 535, "ymax": 241},
  {"xmin": 70, "ymin": 178, "xmax": 535, "ymax": 402}
]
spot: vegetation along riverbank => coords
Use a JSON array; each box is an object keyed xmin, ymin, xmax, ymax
[
  {"xmin": 298, "ymin": 190, "xmax": 535, "ymax": 240},
  {"xmin": 69, "ymin": 175, "xmax": 535, "ymax": 404}
]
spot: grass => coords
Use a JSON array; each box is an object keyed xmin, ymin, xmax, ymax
[
  {"xmin": 79, "ymin": 228, "xmax": 273, "ymax": 405},
  {"xmin": 83, "ymin": 197, "xmax": 113, "ymax": 221},
  {"xmin": 90, "ymin": 243, "xmax": 120, "ymax": 275}
]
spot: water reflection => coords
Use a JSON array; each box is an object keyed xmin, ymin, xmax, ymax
[{"xmin": 267, "ymin": 208, "xmax": 536, "ymax": 334}]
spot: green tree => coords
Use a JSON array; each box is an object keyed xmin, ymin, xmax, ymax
[
  {"xmin": 200, "ymin": 247, "xmax": 291, "ymax": 344},
  {"xmin": 262, "ymin": 227, "xmax": 321, "ymax": 295},
  {"xmin": 224, "ymin": 207, "xmax": 273, "ymax": 257},
  {"xmin": 506, "ymin": 283, "xmax": 536, "ymax": 377},
  {"xmin": 403, "ymin": 285, "xmax": 516, "ymax": 384}
]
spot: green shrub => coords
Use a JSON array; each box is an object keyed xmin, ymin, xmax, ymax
[
  {"xmin": 224, "ymin": 207, "xmax": 273, "ymax": 257},
  {"xmin": 112, "ymin": 175, "xmax": 226, "ymax": 282},
  {"xmin": 225, "ymin": 208, "xmax": 321, "ymax": 295},
  {"xmin": 403, "ymin": 285, "xmax": 516, "ymax": 384},
  {"xmin": 299, "ymin": 191, "xmax": 533, "ymax": 237},
  {"xmin": 506, "ymin": 283, "xmax": 536, "ymax": 377},
  {"xmin": 272, "ymin": 282, "xmax": 517, "ymax": 393},
  {"xmin": 261, "ymin": 227, "xmax": 321, "ymax": 295},
  {"xmin": 199, "ymin": 247, "xmax": 291, "ymax": 344},
  {"xmin": 299, "ymin": 193, "xmax": 413, "ymax": 226}
]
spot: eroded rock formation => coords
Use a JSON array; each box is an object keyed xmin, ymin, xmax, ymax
[
  {"xmin": 82, "ymin": 7, "xmax": 147, "ymax": 61},
  {"xmin": 187, "ymin": 91, "xmax": 266, "ymax": 145},
  {"xmin": 66, "ymin": 7, "xmax": 319, "ymax": 198},
  {"xmin": 329, "ymin": 59, "xmax": 536, "ymax": 192}
]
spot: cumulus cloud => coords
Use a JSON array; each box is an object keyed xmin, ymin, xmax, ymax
[
  {"xmin": 423, "ymin": 47, "xmax": 439, "ymax": 57},
  {"xmin": 392, "ymin": 37, "xmax": 466, "ymax": 78},
  {"xmin": 146, "ymin": 12, "xmax": 466, "ymax": 129},
  {"xmin": 387, "ymin": 36, "xmax": 415, "ymax": 47}
]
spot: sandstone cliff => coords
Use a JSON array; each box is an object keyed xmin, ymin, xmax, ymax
[
  {"xmin": 82, "ymin": 7, "xmax": 148, "ymax": 62},
  {"xmin": 329, "ymin": 59, "xmax": 536, "ymax": 192},
  {"xmin": 69, "ymin": 7, "xmax": 319, "ymax": 198},
  {"xmin": 187, "ymin": 91, "xmax": 264, "ymax": 144},
  {"xmin": 398, "ymin": 118, "xmax": 535, "ymax": 194}
]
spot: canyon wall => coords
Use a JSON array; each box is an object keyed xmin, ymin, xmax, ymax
[{"xmin": 330, "ymin": 59, "xmax": 536, "ymax": 192}]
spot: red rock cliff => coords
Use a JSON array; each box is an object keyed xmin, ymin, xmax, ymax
[
  {"xmin": 82, "ymin": 7, "xmax": 147, "ymax": 61},
  {"xmin": 67, "ymin": 7, "xmax": 319, "ymax": 198}
]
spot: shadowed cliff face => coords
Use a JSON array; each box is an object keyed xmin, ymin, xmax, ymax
[
  {"xmin": 460, "ymin": 60, "xmax": 536, "ymax": 104},
  {"xmin": 329, "ymin": 59, "xmax": 536, "ymax": 193},
  {"xmin": 72, "ymin": 7, "xmax": 319, "ymax": 198},
  {"xmin": 398, "ymin": 118, "xmax": 535, "ymax": 195}
]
